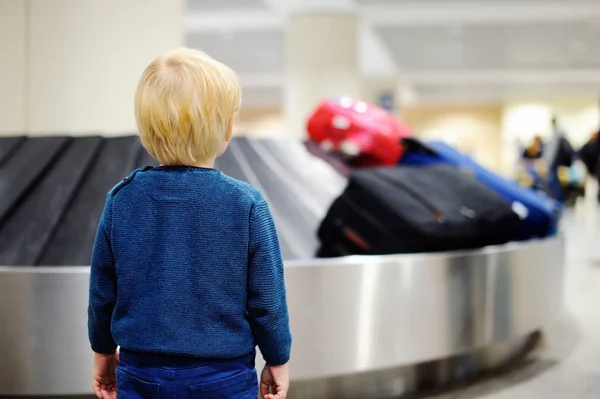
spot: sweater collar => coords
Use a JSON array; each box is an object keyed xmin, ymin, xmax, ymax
[{"xmin": 150, "ymin": 165, "xmax": 218, "ymax": 173}]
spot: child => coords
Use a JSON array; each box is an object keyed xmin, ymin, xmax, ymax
[{"xmin": 88, "ymin": 48, "xmax": 292, "ymax": 399}]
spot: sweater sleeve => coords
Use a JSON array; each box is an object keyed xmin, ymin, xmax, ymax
[
  {"xmin": 247, "ymin": 199, "xmax": 292, "ymax": 366},
  {"xmin": 87, "ymin": 196, "xmax": 118, "ymax": 354}
]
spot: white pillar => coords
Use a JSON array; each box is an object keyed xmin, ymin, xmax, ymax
[
  {"xmin": 0, "ymin": 1, "xmax": 27, "ymax": 134},
  {"xmin": 284, "ymin": 13, "xmax": 360, "ymax": 138},
  {"xmin": 0, "ymin": 0, "xmax": 184, "ymax": 136}
]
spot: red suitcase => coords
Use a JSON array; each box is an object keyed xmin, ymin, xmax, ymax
[{"xmin": 307, "ymin": 97, "xmax": 412, "ymax": 167}]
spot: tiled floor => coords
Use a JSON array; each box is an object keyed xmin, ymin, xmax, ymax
[{"xmin": 423, "ymin": 183, "xmax": 600, "ymax": 399}]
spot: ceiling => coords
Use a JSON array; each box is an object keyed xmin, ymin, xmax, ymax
[
  {"xmin": 240, "ymin": 87, "xmax": 283, "ymax": 110},
  {"xmin": 412, "ymin": 82, "xmax": 600, "ymax": 104},
  {"xmin": 186, "ymin": 0, "xmax": 266, "ymax": 11},
  {"xmin": 356, "ymin": 0, "xmax": 598, "ymax": 3},
  {"xmin": 186, "ymin": 0, "xmax": 599, "ymax": 10},
  {"xmin": 185, "ymin": 0, "xmax": 600, "ymax": 107},
  {"xmin": 377, "ymin": 20, "xmax": 600, "ymax": 71},
  {"xmin": 187, "ymin": 30, "xmax": 283, "ymax": 75}
]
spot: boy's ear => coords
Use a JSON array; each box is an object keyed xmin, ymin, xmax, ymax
[{"xmin": 225, "ymin": 118, "xmax": 234, "ymax": 142}]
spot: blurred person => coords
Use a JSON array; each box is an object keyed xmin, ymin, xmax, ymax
[
  {"xmin": 578, "ymin": 131, "xmax": 600, "ymax": 202},
  {"xmin": 88, "ymin": 48, "xmax": 291, "ymax": 399},
  {"xmin": 543, "ymin": 117, "xmax": 562, "ymax": 169},
  {"xmin": 522, "ymin": 135, "xmax": 544, "ymax": 160},
  {"xmin": 579, "ymin": 131, "xmax": 599, "ymax": 176},
  {"xmin": 597, "ymin": 133, "xmax": 600, "ymax": 200},
  {"xmin": 518, "ymin": 135, "xmax": 547, "ymax": 192},
  {"xmin": 579, "ymin": 130, "xmax": 600, "ymax": 202},
  {"xmin": 544, "ymin": 117, "xmax": 575, "ymax": 202}
]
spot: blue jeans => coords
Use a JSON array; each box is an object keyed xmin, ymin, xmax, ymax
[{"xmin": 117, "ymin": 350, "xmax": 258, "ymax": 399}]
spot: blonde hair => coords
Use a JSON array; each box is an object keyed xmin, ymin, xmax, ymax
[{"xmin": 135, "ymin": 48, "xmax": 241, "ymax": 165}]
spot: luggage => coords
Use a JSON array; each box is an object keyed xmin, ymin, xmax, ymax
[
  {"xmin": 307, "ymin": 97, "xmax": 412, "ymax": 167},
  {"xmin": 317, "ymin": 165, "xmax": 520, "ymax": 257},
  {"xmin": 400, "ymin": 138, "xmax": 562, "ymax": 240}
]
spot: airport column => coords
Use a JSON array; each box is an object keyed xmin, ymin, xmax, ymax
[
  {"xmin": 284, "ymin": 12, "xmax": 360, "ymax": 138},
  {"xmin": 26, "ymin": 0, "xmax": 184, "ymax": 135},
  {"xmin": 0, "ymin": 0, "xmax": 27, "ymax": 134}
]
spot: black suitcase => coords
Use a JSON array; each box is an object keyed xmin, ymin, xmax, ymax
[{"xmin": 317, "ymin": 165, "xmax": 520, "ymax": 257}]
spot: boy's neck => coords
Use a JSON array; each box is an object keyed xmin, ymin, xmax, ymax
[
  {"xmin": 194, "ymin": 160, "xmax": 215, "ymax": 169},
  {"xmin": 160, "ymin": 158, "xmax": 216, "ymax": 169}
]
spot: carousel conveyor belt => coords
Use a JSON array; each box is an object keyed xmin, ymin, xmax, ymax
[
  {"xmin": 0, "ymin": 135, "xmax": 565, "ymax": 398},
  {"xmin": 0, "ymin": 135, "xmax": 346, "ymax": 265}
]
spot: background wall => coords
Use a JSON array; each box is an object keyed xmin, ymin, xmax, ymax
[
  {"xmin": 402, "ymin": 104, "xmax": 503, "ymax": 171},
  {"xmin": 235, "ymin": 109, "xmax": 283, "ymax": 138},
  {"xmin": 0, "ymin": 0, "xmax": 184, "ymax": 136}
]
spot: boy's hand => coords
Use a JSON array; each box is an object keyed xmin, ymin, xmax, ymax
[
  {"xmin": 260, "ymin": 363, "xmax": 289, "ymax": 399},
  {"xmin": 93, "ymin": 352, "xmax": 119, "ymax": 399}
]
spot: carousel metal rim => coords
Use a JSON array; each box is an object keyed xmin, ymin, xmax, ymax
[
  {"xmin": 285, "ymin": 237, "xmax": 562, "ymax": 267},
  {"xmin": 280, "ymin": 236, "xmax": 565, "ymax": 379},
  {"xmin": 0, "ymin": 235, "xmax": 562, "ymax": 272},
  {"xmin": 0, "ymin": 237, "xmax": 565, "ymax": 395}
]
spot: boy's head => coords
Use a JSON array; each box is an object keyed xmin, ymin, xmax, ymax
[{"xmin": 135, "ymin": 48, "xmax": 241, "ymax": 166}]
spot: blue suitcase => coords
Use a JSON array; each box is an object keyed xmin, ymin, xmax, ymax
[{"xmin": 400, "ymin": 138, "xmax": 562, "ymax": 240}]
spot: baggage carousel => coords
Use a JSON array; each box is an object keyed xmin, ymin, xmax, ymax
[{"xmin": 0, "ymin": 136, "xmax": 564, "ymax": 398}]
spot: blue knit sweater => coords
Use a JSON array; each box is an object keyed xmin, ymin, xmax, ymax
[{"xmin": 88, "ymin": 166, "xmax": 292, "ymax": 366}]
